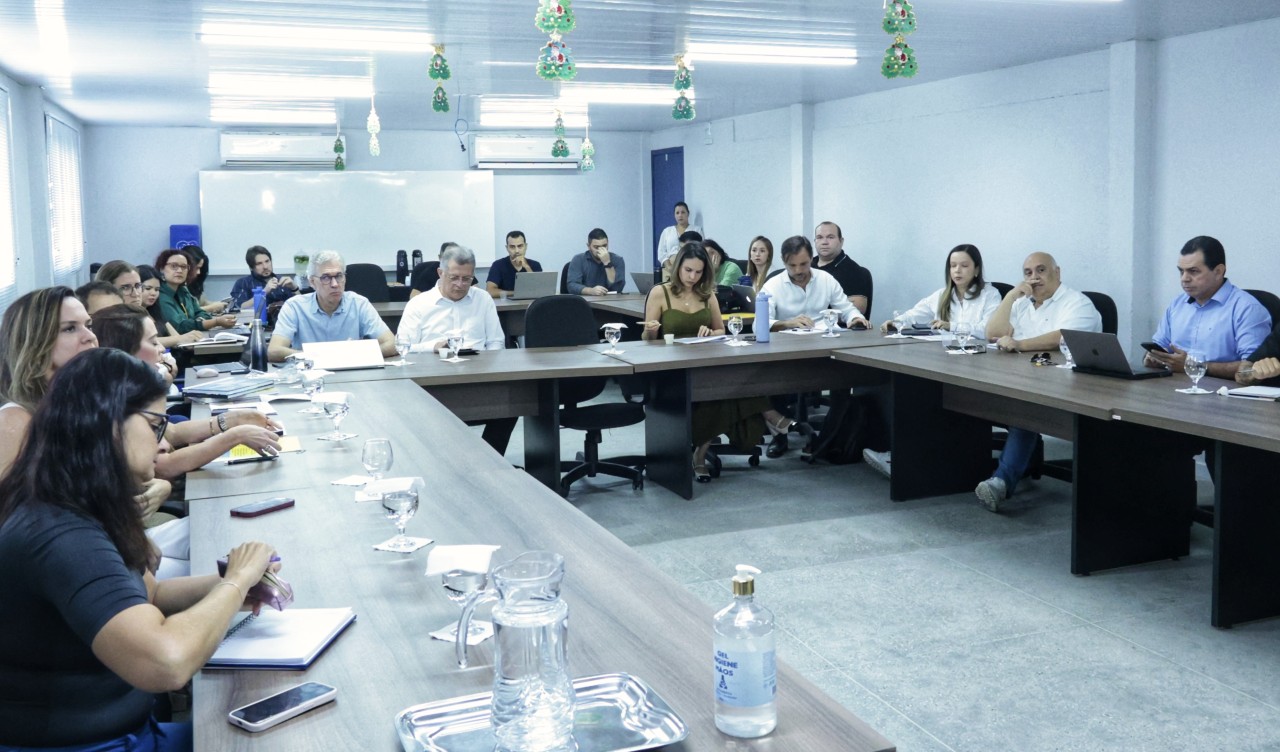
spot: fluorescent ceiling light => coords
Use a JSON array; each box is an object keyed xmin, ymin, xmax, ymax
[
  {"xmin": 479, "ymin": 99, "xmax": 589, "ymax": 129},
  {"xmin": 208, "ymin": 73, "xmax": 373, "ymax": 99},
  {"xmin": 210, "ymin": 107, "xmax": 336, "ymax": 126},
  {"xmin": 687, "ymin": 42, "xmax": 856, "ymax": 66},
  {"xmin": 35, "ymin": 0, "xmax": 72, "ymax": 90},
  {"xmin": 200, "ymin": 22, "xmax": 433, "ymax": 52},
  {"xmin": 482, "ymin": 60, "xmax": 678, "ymax": 72},
  {"xmin": 558, "ymin": 84, "xmax": 680, "ymax": 106}
]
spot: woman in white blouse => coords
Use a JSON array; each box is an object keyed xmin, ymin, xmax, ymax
[
  {"xmin": 879, "ymin": 244, "xmax": 1001, "ymax": 337},
  {"xmin": 656, "ymin": 202, "xmax": 700, "ymax": 274}
]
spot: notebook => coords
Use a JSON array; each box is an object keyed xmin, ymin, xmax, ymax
[
  {"xmin": 1060, "ymin": 330, "xmax": 1171, "ymax": 380},
  {"xmin": 301, "ymin": 339, "xmax": 385, "ymax": 371},
  {"xmin": 184, "ymin": 375, "xmax": 273, "ymax": 400},
  {"xmin": 509, "ymin": 271, "xmax": 559, "ymax": 300},
  {"xmin": 631, "ymin": 271, "xmax": 657, "ymax": 296},
  {"xmin": 205, "ymin": 607, "xmax": 356, "ymax": 670}
]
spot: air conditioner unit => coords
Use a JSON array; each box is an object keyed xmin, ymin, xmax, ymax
[
  {"xmin": 219, "ymin": 133, "xmax": 343, "ymax": 168},
  {"xmin": 468, "ymin": 135, "xmax": 581, "ymax": 170}
]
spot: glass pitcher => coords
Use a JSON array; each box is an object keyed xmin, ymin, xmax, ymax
[{"xmin": 456, "ymin": 551, "xmax": 575, "ymax": 752}]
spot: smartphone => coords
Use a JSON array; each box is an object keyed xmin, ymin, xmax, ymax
[
  {"xmin": 458, "ymin": 348, "xmax": 479, "ymax": 356},
  {"xmin": 228, "ymin": 681, "xmax": 336, "ymax": 732},
  {"xmin": 227, "ymin": 454, "xmax": 279, "ymax": 466},
  {"xmin": 1140, "ymin": 341, "xmax": 1171, "ymax": 354},
  {"xmin": 230, "ymin": 497, "xmax": 295, "ymax": 518}
]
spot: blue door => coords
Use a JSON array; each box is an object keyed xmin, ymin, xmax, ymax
[{"xmin": 651, "ymin": 147, "xmax": 685, "ymax": 271}]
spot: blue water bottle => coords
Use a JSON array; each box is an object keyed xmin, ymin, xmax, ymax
[
  {"xmin": 754, "ymin": 290, "xmax": 770, "ymax": 343},
  {"xmin": 252, "ymin": 286, "xmax": 266, "ymax": 324}
]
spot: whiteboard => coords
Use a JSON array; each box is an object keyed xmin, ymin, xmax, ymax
[{"xmin": 198, "ymin": 171, "xmax": 496, "ymax": 275}]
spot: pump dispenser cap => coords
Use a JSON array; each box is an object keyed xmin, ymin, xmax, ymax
[{"xmin": 731, "ymin": 564, "xmax": 761, "ymax": 596}]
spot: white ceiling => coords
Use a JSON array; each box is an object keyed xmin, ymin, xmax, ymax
[{"xmin": 0, "ymin": 0, "xmax": 1277, "ymax": 134}]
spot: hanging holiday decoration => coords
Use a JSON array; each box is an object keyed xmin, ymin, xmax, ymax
[
  {"xmin": 535, "ymin": 0, "xmax": 576, "ymax": 35},
  {"xmin": 366, "ymin": 96, "xmax": 381, "ymax": 157},
  {"xmin": 881, "ymin": 0, "xmax": 919, "ymax": 79},
  {"xmin": 429, "ymin": 44, "xmax": 451, "ymax": 113},
  {"xmin": 333, "ymin": 134, "xmax": 345, "ymax": 171},
  {"xmin": 551, "ymin": 111, "xmax": 570, "ymax": 158},
  {"xmin": 579, "ymin": 132, "xmax": 595, "ymax": 172},
  {"xmin": 671, "ymin": 55, "xmax": 695, "ymax": 121},
  {"xmin": 537, "ymin": 33, "xmax": 577, "ymax": 81}
]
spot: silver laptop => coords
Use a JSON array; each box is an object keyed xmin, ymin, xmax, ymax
[
  {"xmin": 1060, "ymin": 330, "xmax": 1170, "ymax": 380},
  {"xmin": 509, "ymin": 271, "xmax": 559, "ymax": 300},
  {"xmin": 301, "ymin": 339, "xmax": 386, "ymax": 371},
  {"xmin": 631, "ymin": 271, "xmax": 657, "ymax": 296}
]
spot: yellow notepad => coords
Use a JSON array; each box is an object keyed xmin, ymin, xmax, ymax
[{"xmin": 226, "ymin": 435, "xmax": 303, "ymax": 459}]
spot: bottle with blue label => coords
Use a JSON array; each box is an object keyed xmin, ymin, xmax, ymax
[
  {"xmin": 713, "ymin": 564, "xmax": 777, "ymax": 738},
  {"xmin": 252, "ymin": 285, "xmax": 267, "ymax": 323},
  {"xmin": 753, "ymin": 290, "xmax": 770, "ymax": 343}
]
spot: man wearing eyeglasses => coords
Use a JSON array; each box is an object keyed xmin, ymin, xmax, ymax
[
  {"xmin": 396, "ymin": 244, "xmax": 514, "ymax": 455},
  {"xmin": 268, "ymin": 250, "xmax": 396, "ymax": 362},
  {"xmin": 976, "ymin": 251, "xmax": 1101, "ymax": 512}
]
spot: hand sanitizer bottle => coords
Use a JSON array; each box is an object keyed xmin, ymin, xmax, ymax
[
  {"xmin": 713, "ymin": 564, "xmax": 777, "ymax": 738},
  {"xmin": 753, "ymin": 291, "xmax": 770, "ymax": 343}
]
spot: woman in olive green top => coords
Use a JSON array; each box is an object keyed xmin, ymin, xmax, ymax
[
  {"xmin": 154, "ymin": 249, "xmax": 236, "ymax": 334},
  {"xmin": 642, "ymin": 242, "xmax": 809, "ymax": 482},
  {"xmin": 703, "ymin": 238, "xmax": 745, "ymax": 287}
]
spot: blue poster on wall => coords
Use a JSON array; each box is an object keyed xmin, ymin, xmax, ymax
[{"xmin": 170, "ymin": 224, "xmax": 201, "ymax": 249}]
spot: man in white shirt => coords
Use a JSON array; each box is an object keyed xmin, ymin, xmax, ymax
[
  {"xmin": 976, "ymin": 252, "xmax": 1102, "ymax": 511},
  {"xmin": 396, "ymin": 245, "xmax": 514, "ymax": 454},
  {"xmin": 762, "ymin": 235, "xmax": 869, "ymax": 331}
]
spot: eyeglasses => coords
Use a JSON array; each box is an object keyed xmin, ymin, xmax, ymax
[
  {"xmin": 137, "ymin": 409, "xmax": 170, "ymax": 442},
  {"xmin": 165, "ymin": 262, "xmax": 189, "ymax": 270},
  {"xmin": 314, "ymin": 273, "xmax": 346, "ymax": 286},
  {"xmin": 116, "ymin": 283, "xmax": 144, "ymax": 294},
  {"xmin": 1030, "ymin": 352, "xmax": 1055, "ymax": 367},
  {"xmin": 443, "ymin": 274, "xmax": 473, "ymax": 286}
]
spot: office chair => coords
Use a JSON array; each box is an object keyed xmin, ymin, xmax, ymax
[
  {"xmin": 409, "ymin": 261, "xmax": 440, "ymax": 295},
  {"xmin": 991, "ymin": 281, "xmax": 1014, "ymax": 298},
  {"xmin": 1245, "ymin": 289, "xmax": 1280, "ymax": 328},
  {"xmin": 559, "ymin": 261, "xmax": 572, "ymax": 295},
  {"xmin": 344, "ymin": 263, "xmax": 390, "ymax": 302},
  {"xmin": 1082, "ymin": 290, "xmax": 1118, "ymax": 335},
  {"xmin": 524, "ymin": 295, "xmax": 645, "ymax": 495}
]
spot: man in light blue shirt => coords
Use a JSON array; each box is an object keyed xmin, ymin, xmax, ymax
[
  {"xmin": 267, "ymin": 250, "xmax": 396, "ymax": 362},
  {"xmin": 1144, "ymin": 236, "xmax": 1271, "ymax": 379}
]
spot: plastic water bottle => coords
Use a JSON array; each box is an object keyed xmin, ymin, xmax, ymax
[
  {"xmin": 248, "ymin": 320, "xmax": 268, "ymax": 373},
  {"xmin": 714, "ymin": 564, "xmax": 777, "ymax": 738},
  {"xmin": 753, "ymin": 290, "xmax": 771, "ymax": 343},
  {"xmin": 252, "ymin": 286, "xmax": 266, "ymax": 323}
]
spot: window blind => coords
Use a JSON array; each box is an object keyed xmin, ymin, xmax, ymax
[
  {"xmin": 46, "ymin": 114, "xmax": 83, "ymax": 288},
  {"xmin": 0, "ymin": 86, "xmax": 16, "ymax": 310}
]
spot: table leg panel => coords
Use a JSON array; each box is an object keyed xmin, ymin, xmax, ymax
[
  {"xmin": 889, "ymin": 373, "xmax": 991, "ymax": 501},
  {"xmin": 646, "ymin": 370, "xmax": 694, "ymax": 500},
  {"xmin": 1212, "ymin": 441, "xmax": 1280, "ymax": 628},
  {"xmin": 524, "ymin": 379, "xmax": 562, "ymax": 493}
]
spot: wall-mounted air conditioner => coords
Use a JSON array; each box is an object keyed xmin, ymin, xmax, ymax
[
  {"xmin": 220, "ymin": 133, "xmax": 343, "ymax": 169},
  {"xmin": 468, "ymin": 135, "xmax": 581, "ymax": 170}
]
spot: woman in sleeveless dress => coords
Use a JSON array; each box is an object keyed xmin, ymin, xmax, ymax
[{"xmin": 641, "ymin": 242, "xmax": 809, "ymax": 483}]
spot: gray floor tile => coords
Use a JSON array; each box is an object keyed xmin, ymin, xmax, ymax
[{"xmin": 806, "ymin": 669, "xmax": 955, "ymax": 752}]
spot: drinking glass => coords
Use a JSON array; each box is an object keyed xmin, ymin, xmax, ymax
[
  {"xmin": 299, "ymin": 370, "xmax": 326, "ymax": 414},
  {"xmin": 889, "ymin": 309, "xmax": 909, "ymax": 337},
  {"xmin": 395, "ymin": 334, "xmax": 412, "ymax": 366},
  {"xmin": 953, "ymin": 322, "xmax": 973, "ymax": 352},
  {"xmin": 726, "ymin": 315, "xmax": 748, "ymax": 346},
  {"xmin": 821, "ymin": 309, "xmax": 840, "ymax": 338},
  {"xmin": 440, "ymin": 569, "xmax": 489, "ymax": 638},
  {"xmin": 1178, "ymin": 351, "xmax": 1210, "ymax": 394},
  {"xmin": 362, "ymin": 439, "xmax": 393, "ymax": 481},
  {"xmin": 379, "ymin": 490, "xmax": 419, "ymax": 552},
  {"xmin": 602, "ymin": 325, "xmax": 624, "ymax": 354},
  {"xmin": 443, "ymin": 331, "xmax": 465, "ymax": 363},
  {"xmin": 319, "ymin": 395, "xmax": 356, "ymax": 441},
  {"xmin": 1058, "ymin": 339, "xmax": 1076, "ymax": 369}
]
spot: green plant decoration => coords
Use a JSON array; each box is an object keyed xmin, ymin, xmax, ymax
[
  {"xmin": 882, "ymin": 0, "xmax": 917, "ymax": 35},
  {"xmin": 429, "ymin": 45, "xmax": 451, "ymax": 81},
  {"xmin": 333, "ymin": 137, "xmax": 345, "ymax": 170},
  {"xmin": 671, "ymin": 55, "xmax": 696, "ymax": 121},
  {"xmin": 881, "ymin": 36, "xmax": 918, "ymax": 78},
  {"xmin": 579, "ymin": 135, "xmax": 595, "ymax": 172},
  {"xmin": 535, "ymin": 0, "xmax": 576, "ymax": 35},
  {"xmin": 551, "ymin": 112, "xmax": 569, "ymax": 157},
  {"xmin": 432, "ymin": 83, "xmax": 450, "ymax": 113},
  {"xmin": 673, "ymin": 94, "xmax": 695, "ymax": 121},
  {"xmin": 537, "ymin": 34, "xmax": 577, "ymax": 81}
]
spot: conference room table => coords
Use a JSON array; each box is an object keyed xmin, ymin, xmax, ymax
[
  {"xmin": 831, "ymin": 342, "xmax": 1280, "ymax": 628},
  {"xmin": 188, "ymin": 379, "xmax": 895, "ymax": 751},
  {"xmin": 372, "ymin": 293, "xmax": 649, "ymax": 339}
]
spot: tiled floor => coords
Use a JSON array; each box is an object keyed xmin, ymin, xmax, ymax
[{"xmin": 501, "ymin": 421, "xmax": 1280, "ymax": 751}]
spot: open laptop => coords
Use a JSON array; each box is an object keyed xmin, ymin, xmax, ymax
[
  {"xmin": 301, "ymin": 339, "xmax": 386, "ymax": 371},
  {"xmin": 631, "ymin": 271, "xmax": 657, "ymax": 296},
  {"xmin": 1060, "ymin": 330, "xmax": 1171, "ymax": 380},
  {"xmin": 509, "ymin": 271, "xmax": 559, "ymax": 300}
]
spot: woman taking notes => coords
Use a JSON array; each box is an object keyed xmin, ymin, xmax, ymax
[
  {"xmin": 0, "ymin": 348, "xmax": 280, "ymax": 750},
  {"xmin": 878, "ymin": 244, "xmax": 1000, "ymax": 336}
]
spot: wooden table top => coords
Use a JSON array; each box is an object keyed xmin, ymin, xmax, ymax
[
  {"xmin": 188, "ymin": 380, "xmax": 894, "ymax": 751},
  {"xmin": 313, "ymin": 347, "xmax": 634, "ymax": 387},
  {"xmin": 595, "ymin": 328, "xmax": 921, "ymax": 373}
]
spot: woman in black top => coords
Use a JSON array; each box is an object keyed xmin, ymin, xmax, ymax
[{"xmin": 0, "ymin": 349, "xmax": 279, "ymax": 750}]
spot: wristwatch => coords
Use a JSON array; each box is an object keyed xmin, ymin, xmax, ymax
[{"xmin": 602, "ymin": 262, "xmax": 614, "ymax": 269}]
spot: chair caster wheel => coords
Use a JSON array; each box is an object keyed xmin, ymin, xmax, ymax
[
  {"xmin": 708, "ymin": 452, "xmax": 722, "ymax": 478},
  {"xmin": 633, "ymin": 478, "xmax": 644, "ymax": 490},
  {"xmin": 748, "ymin": 455, "xmax": 760, "ymax": 467}
]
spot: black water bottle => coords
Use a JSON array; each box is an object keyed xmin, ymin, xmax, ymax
[
  {"xmin": 411, "ymin": 249, "xmax": 423, "ymax": 269},
  {"xmin": 395, "ymin": 250, "xmax": 408, "ymax": 284},
  {"xmin": 248, "ymin": 320, "xmax": 268, "ymax": 373}
]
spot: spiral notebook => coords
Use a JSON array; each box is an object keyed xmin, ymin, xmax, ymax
[{"xmin": 205, "ymin": 607, "xmax": 356, "ymax": 670}]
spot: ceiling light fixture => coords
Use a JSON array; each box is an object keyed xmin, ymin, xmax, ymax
[
  {"xmin": 200, "ymin": 22, "xmax": 433, "ymax": 53},
  {"xmin": 557, "ymin": 84, "xmax": 678, "ymax": 106},
  {"xmin": 687, "ymin": 41, "xmax": 856, "ymax": 66},
  {"xmin": 208, "ymin": 73, "xmax": 373, "ymax": 99},
  {"xmin": 482, "ymin": 61, "xmax": 678, "ymax": 72},
  {"xmin": 35, "ymin": 0, "xmax": 72, "ymax": 90}
]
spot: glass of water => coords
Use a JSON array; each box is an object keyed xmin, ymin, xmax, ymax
[
  {"xmin": 443, "ymin": 331, "xmax": 465, "ymax": 363},
  {"xmin": 953, "ymin": 322, "xmax": 973, "ymax": 352},
  {"xmin": 395, "ymin": 334, "xmax": 413, "ymax": 366},
  {"xmin": 299, "ymin": 370, "xmax": 326, "ymax": 414},
  {"xmin": 440, "ymin": 569, "xmax": 489, "ymax": 638},
  {"xmin": 726, "ymin": 315, "xmax": 748, "ymax": 346},
  {"xmin": 1178, "ymin": 351, "xmax": 1211, "ymax": 394},
  {"xmin": 380, "ymin": 490, "xmax": 419, "ymax": 552},
  {"xmin": 821, "ymin": 309, "xmax": 840, "ymax": 337},
  {"xmin": 602, "ymin": 324, "xmax": 624, "ymax": 354},
  {"xmin": 889, "ymin": 310, "xmax": 908, "ymax": 337},
  {"xmin": 362, "ymin": 438, "xmax": 393, "ymax": 481},
  {"xmin": 319, "ymin": 394, "xmax": 356, "ymax": 441},
  {"xmin": 1058, "ymin": 338, "xmax": 1076, "ymax": 369}
]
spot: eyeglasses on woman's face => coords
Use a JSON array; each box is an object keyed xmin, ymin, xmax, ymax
[
  {"xmin": 165, "ymin": 261, "xmax": 188, "ymax": 271},
  {"xmin": 116, "ymin": 283, "xmax": 144, "ymax": 294},
  {"xmin": 137, "ymin": 409, "xmax": 170, "ymax": 442}
]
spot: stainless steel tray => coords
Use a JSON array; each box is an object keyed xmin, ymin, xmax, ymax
[{"xmin": 396, "ymin": 672, "xmax": 688, "ymax": 752}]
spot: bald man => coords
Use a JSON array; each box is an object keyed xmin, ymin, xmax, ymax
[{"xmin": 976, "ymin": 252, "xmax": 1102, "ymax": 512}]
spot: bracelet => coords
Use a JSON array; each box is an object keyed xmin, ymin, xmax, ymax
[
  {"xmin": 209, "ymin": 417, "xmax": 217, "ymax": 436},
  {"xmin": 216, "ymin": 579, "xmax": 245, "ymax": 600},
  {"xmin": 217, "ymin": 413, "xmax": 229, "ymax": 433}
]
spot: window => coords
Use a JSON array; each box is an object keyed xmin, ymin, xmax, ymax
[
  {"xmin": 46, "ymin": 114, "xmax": 83, "ymax": 287},
  {"xmin": 0, "ymin": 85, "xmax": 15, "ymax": 309}
]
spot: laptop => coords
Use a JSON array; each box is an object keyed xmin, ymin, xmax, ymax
[
  {"xmin": 630, "ymin": 271, "xmax": 657, "ymax": 296},
  {"xmin": 1060, "ymin": 330, "xmax": 1171, "ymax": 380},
  {"xmin": 509, "ymin": 271, "xmax": 559, "ymax": 300},
  {"xmin": 301, "ymin": 339, "xmax": 386, "ymax": 371}
]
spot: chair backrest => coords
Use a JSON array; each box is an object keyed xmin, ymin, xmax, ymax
[
  {"xmin": 345, "ymin": 263, "xmax": 389, "ymax": 302},
  {"xmin": 1082, "ymin": 290, "xmax": 1118, "ymax": 335},
  {"xmin": 861, "ymin": 265, "xmax": 874, "ymax": 320},
  {"xmin": 1245, "ymin": 288, "xmax": 1280, "ymax": 329},
  {"xmin": 409, "ymin": 261, "xmax": 440, "ymax": 293},
  {"xmin": 559, "ymin": 261, "xmax": 571, "ymax": 295},
  {"xmin": 990, "ymin": 281, "xmax": 1013, "ymax": 298},
  {"xmin": 524, "ymin": 295, "xmax": 605, "ymax": 406}
]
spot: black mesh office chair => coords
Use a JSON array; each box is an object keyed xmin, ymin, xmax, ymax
[
  {"xmin": 559, "ymin": 262, "xmax": 572, "ymax": 295},
  {"xmin": 345, "ymin": 263, "xmax": 390, "ymax": 302},
  {"xmin": 1246, "ymin": 289, "xmax": 1280, "ymax": 328},
  {"xmin": 525, "ymin": 295, "xmax": 645, "ymax": 494},
  {"xmin": 409, "ymin": 261, "xmax": 440, "ymax": 295},
  {"xmin": 991, "ymin": 281, "xmax": 1013, "ymax": 298},
  {"xmin": 1083, "ymin": 290, "xmax": 1118, "ymax": 335}
]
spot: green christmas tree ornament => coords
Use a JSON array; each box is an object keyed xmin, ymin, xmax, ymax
[
  {"xmin": 334, "ymin": 154, "xmax": 345, "ymax": 171},
  {"xmin": 882, "ymin": 0, "xmax": 917, "ymax": 36},
  {"xmin": 673, "ymin": 59, "xmax": 693, "ymax": 91},
  {"xmin": 579, "ymin": 154, "xmax": 594, "ymax": 172},
  {"xmin": 551, "ymin": 138, "xmax": 569, "ymax": 158},
  {"xmin": 535, "ymin": 0, "xmax": 576, "ymax": 35},
  {"xmin": 554, "ymin": 114, "xmax": 565, "ymax": 138},
  {"xmin": 432, "ymin": 83, "xmax": 450, "ymax": 113},
  {"xmin": 333, "ymin": 137, "xmax": 344, "ymax": 155},
  {"xmin": 672, "ymin": 94, "xmax": 695, "ymax": 121},
  {"xmin": 881, "ymin": 36, "xmax": 918, "ymax": 78},
  {"xmin": 536, "ymin": 33, "xmax": 577, "ymax": 81},
  {"xmin": 429, "ymin": 44, "xmax": 451, "ymax": 81}
]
